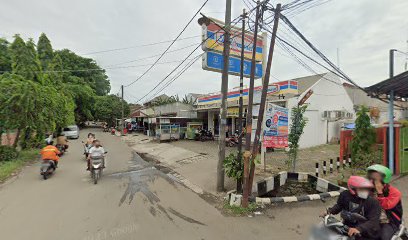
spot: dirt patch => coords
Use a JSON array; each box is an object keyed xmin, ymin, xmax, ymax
[{"xmin": 265, "ymin": 180, "xmax": 320, "ymax": 198}]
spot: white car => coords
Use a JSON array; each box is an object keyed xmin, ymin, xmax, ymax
[{"xmin": 62, "ymin": 125, "xmax": 79, "ymax": 139}]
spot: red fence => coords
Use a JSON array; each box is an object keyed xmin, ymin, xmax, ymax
[{"xmin": 339, "ymin": 128, "xmax": 384, "ymax": 161}]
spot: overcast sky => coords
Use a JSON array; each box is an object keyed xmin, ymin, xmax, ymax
[{"xmin": 1, "ymin": 0, "xmax": 407, "ymax": 103}]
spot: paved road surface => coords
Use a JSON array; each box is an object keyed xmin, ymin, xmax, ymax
[{"xmin": 0, "ymin": 129, "xmax": 407, "ymax": 240}]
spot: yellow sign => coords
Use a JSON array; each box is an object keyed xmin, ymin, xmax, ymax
[{"xmin": 202, "ymin": 17, "xmax": 264, "ymax": 62}]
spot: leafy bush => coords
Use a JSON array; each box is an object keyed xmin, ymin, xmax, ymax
[
  {"xmin": 0, "ymin": 146, "xmax": 18, "ymax": 162},
  {"xmin": 223, "ymin": 152, "xmax": 243, "ymax": 180},
  {"xmin": 288, "ymin": 105, "xmax": 308, "ymax": 171},
  {"xmin": 351, "ymin": 106, "xmax": 376, "ymax": 168}
]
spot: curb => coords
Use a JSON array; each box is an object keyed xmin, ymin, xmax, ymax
[
  {"xmin": 254, "ymin": 171, "xmax": 346, "ymax": 204},
  {"xmin": 256, "ymin": 191, "xmax": 341, "ymax": 204}
]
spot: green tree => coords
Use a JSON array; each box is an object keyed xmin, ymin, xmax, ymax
[
  {"xmin": 0, "ymin": 73, "xmax": 74, "ymax": 148},
  {"xmin": 182, "ymin": 94, "xmax": 197, "ymax": 105},
  {"xmin": 93, "ymin": 95, "xmax": 130, "ymax": 126},
  {"xmin": 288, "ymin": 105, "xmax": 308, "ymax": 171},
  {"xmin": 0, "ymin": 38, "xmax": 11, "ymax": 73},
  {"xmin": 65, "ymin": 83, "xmax": 96, "ymax": 125},
  {"xmin": 46, "ymin": 53, "xmax": 64, "ymax": 84},
  {"xmin": 37, "ymin": 33, "xmax": 53, "ymax": 71},
  {"xmin": 351, "ymin": 106, "xmax": 376, "ymax": 167},
  {"xmin": 56, "ymin": 49, "xmax": 110, "ymax": 95},
  {"xmin": 9, "ymin": 35, "xmax": 42, "ymax": 83}
]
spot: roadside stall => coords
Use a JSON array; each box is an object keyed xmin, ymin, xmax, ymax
[
  {"xmin": 186, "ymin": 122, "xmax": 203, "ymax": 140},
  {"xmin": 155, "ymin": 118, "xmax": 180, "ymax": 142}
]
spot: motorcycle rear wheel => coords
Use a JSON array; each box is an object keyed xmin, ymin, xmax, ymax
[
  {"xmin": 43, "ymin": 174, "xmax": 47, "ymax": 180},
  {"xmin": 94, "ymin": 173, "xmax": 99, "ymax": 184}
]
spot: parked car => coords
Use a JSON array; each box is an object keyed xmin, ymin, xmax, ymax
[{"xmin": 62, "ymin": 125, "xmax": 79, "ymax": 139}]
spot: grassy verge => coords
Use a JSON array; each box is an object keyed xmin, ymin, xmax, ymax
[
  {"xmin": 0, "ymin": 149, "xmax": 39, "ymax": 182},
  {"xmin": 223, "ymin": 202, "xmax": 258, "ymax": 216}
]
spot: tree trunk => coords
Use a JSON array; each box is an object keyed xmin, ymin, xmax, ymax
[{"xmin": 13, "ymin": 129, "xmax": 21, "ymax": 148}]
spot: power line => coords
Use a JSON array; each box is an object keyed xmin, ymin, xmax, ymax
[
  {"xmin": 0, "ymin": 58, "xmax": 198, "ymax": 74},
  {"xmin": 124, "ymin": 0, "xmax": 209, "ymax": 88},
  {"xmin": 135, "ymin": 5, "xmax": 261, "ymax": 103},
  {"xmin": 106, "ymin": 42, "xmax": 200, "ymax": 67},
  {"xmin": 82, "ymin": 35, "xmax": 200, "ymax": 55}
]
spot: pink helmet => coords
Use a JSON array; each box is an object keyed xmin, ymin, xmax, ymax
[{"xmin": 347, "ymin": 176, "xmax": 374, "ymax": 195}]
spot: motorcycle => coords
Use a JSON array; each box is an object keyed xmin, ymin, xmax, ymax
[
  {"xmin": 56, "ymin": 144, "xmax": 65, "ymax": 155},
  {"xmin": 90, "ymin": 152, "xmax": 107, "ymax": 184},
  {"xmin": 226, "ymin": 132, "xmax": 239, "ymax": 147},
  {"xmin": 40, "ymin": 160, "xmax": 56, "ymax": 180},
  {"xmin": 82, "ymin": 142, "xmax": 92, "ymax": 159},
  {"xmin": 309, "ymin": 212, "xmax": 408, "ymax": 240},
  {"xmin": 195, "ymin": 129, "xmax": 214, "ymax": 141},
  {"xmin": 103, "ymin": 126, "xmax": 109, "ymax": 132}
]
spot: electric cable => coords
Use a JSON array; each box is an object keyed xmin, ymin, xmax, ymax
[{"xmin": 124, "ymin": 0, "xmax": 209, "ymax": 88}]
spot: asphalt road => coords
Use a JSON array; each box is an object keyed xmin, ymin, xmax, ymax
[{"xmin": 0, "ymin": 129, "xmax": 407, "ymax": 240}]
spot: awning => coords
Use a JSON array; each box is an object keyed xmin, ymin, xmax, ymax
[{"xmin": 366, "ymin": 71, "xmax": 408, "ymax": 100}]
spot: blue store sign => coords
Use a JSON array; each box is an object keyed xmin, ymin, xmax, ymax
[{"xmin": 203, "ymin": 51, "xmax": 263, "ymax": 78}]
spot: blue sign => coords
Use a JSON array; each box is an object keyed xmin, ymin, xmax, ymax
[{"xmin": 203, "ymin": 51, "xmax": 263, "ymax": 78}]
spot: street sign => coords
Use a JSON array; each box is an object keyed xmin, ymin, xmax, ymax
[
  {"xmin": 201, "ymin": 17, "xmax": 264, "ymax": 62},
  {"xmin": 202, "ymin": 51, "xmax": 263, "ymax": 78}
]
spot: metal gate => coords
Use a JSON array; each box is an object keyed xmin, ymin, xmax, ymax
[{"xmin": 400, "ymin": 127, "xmax": 408, "ymax": 174}]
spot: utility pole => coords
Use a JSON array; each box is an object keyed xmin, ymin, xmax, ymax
[
  {"xmin": 248, "ymin": 3, "xmax": 282, "ymax": 193},
  {"xmin": 237, "ymin": 8, "xmax": 247, "ymax": 194},
  {"xmin": 121, "ymin": 85, "xmax": 124, "ymax": 134},
  {"xmin": 388, "ymin": 49, "xmax": 396, "ymax": 173},
  {"xmin": 244, "ymin": 0, "xmax": 261, "ymax": 151},
  {"xmin": 217, "ymin": 0, "xmax": 232, "ymax": 192},
  {"xmin": 242, "ymin": 0, "xmax": 261, "ymax": 207}
]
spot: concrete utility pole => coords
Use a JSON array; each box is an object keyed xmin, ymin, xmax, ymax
[
  {"xmin": 236, "ymin": 8, "xmax": 247, "ymax": 194},
  {"xmin": 248, "ymin": 3, "xmax": 282, "ymax": 194},
  {"xmin": 121, "ymin": 85, "xmax": 124, "ymax": 134},
  {"xmin": 244, "ymin": 1, "xmax": 261, "ymax": 151},
  {"xmin": 242, "ymin": 0, "xmax": 261, "ymax": 208},
  {"xmin": 217, "ymin": 0, "xmax": 232, "ymax": 192},
  {"xmin": 388, "ymin": 49, "xmax": 396, "ymax": 173}
]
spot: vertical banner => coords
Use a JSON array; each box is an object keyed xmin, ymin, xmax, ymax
[{"xmin": 263, "ymin": 103, "xmax": 289, "ymax": 148}]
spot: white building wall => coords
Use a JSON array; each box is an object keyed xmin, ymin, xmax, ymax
[{"xmin": 287, "ymin": 73, "xmax": 354, "ymax": 148}]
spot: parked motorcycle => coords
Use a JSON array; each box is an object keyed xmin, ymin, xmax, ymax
[
  {"xmin": 195, "ymin": 129, "xmax": 214, "ymax": 141},
  {"xmin": 309, "ymin": 213, "xmax": 408, "ymax": 240},
  {"xmin": 40, "ymin": 160, "xmax": 56, "ymax": 180},
  {"xmin": 226, "ymin": 131, "xmax": 239, "ymax": 147},
  {"xmin": 90, "ymin": 153, "xmax": 107, "ymax": 184}
]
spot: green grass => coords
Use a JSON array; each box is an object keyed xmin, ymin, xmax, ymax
[
  {"xmin": 224, "ymin": 202, "xmax": 258, "ymax": 215},
  {"xmin": 0, "ymin": 149, "xmax": 39, "ymax": 182}
]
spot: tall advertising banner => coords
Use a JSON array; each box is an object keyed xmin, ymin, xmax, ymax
[{"xmin": 263, "ymin": 103, "xmax": 289, "ymax": 148}]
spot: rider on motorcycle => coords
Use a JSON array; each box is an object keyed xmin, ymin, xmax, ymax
[
  {"xmin": 323, "ymin": 176, "xmax": 381, "ymax": 239},
  {"xmin": 86, "ymin": 140, "xmax": 105, "ymax": 171},
  {"xmin": 56, "ymin": 133, "xmax": 69, "ymax": 152},
  {"xmin": 40, "ymin": 140, "xmax": 61, "ymax": 168},
  {"xmin": 367, "ymin": 164, "xmax": 403, "ymax": 240}
]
